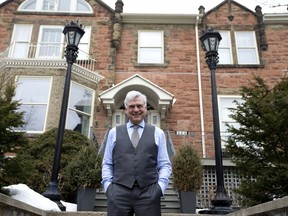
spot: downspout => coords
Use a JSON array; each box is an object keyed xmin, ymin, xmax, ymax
[{"xmin": 195, "ymin": 15, "xmax": 206, "ymax": 158}]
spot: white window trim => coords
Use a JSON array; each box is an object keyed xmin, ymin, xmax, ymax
[
  {"xmin": 15, "ymin": 76, "xmax": 53, "ymax": 134},
  {"xmin": 235, "ymin": 31, "xmax": 260, "ymax": 65},
  {"xmin": 138, "ymin": 30, "xmax": 164, "ymax": 64}
]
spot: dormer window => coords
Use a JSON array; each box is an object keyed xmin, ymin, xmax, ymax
[
  {"xmin": 19, "ymin": 0, "xmax": 92, "ymax": 13},
  {"xmin": 218, "ymin": 30, "xmax": 260, "ymax": 65}
]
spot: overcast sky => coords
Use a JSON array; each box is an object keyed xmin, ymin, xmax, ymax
[{"xmin": 103, "ymin": 0, "xmax": 288, "ymax": 14}]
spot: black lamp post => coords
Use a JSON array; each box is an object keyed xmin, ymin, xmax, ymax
[
  {"xmin": 198, "ymin": 27, "xmax": 234, "ymax": 214},
  {"xmin": 42, "ymin": 21, "xmax": 85, "ymax": 211}
]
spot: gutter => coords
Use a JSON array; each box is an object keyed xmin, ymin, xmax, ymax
[{"xmin": 195, "ymin": 15, "xmax": 206, "ymax": 158}]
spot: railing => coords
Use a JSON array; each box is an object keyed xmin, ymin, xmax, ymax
[{"xmin": 0, "ymin": 42, "xmax": 97, "ymax": 72}]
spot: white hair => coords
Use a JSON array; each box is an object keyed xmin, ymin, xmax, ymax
[{"xmin": 124, "ymin": 90, "xmax": 147, "ymax": 108}]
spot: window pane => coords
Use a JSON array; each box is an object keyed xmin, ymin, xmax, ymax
[
  {"xmin": 77, "ymin": 26, "xmax": 91, "ymax": 59},
  {"xmin": 17, "ymin": 105, "xmax": 47, "ymax": 131},
  {"xmin": 15, "ymin": 77, "xmax": 50, "ymax": 103},
  {"xmin": 67, "ymin": 83, "xmax": 93, "ymax": 136},
  {"xmin": 39, "ymin": 28, "xmax": 62, "ymax": 57},
  {"xmin": 58, "ymin": 0, "xmax": 70, "ymax": 11},
  {"xmin": 138, "ymin": 31, "xmax": 163, "ymax": 64},
  {"xmin": 11, "ymin": 25, "xmax": 32, "ymax": 58},
  {"xmin": 69, "ymin": 84, "xmax": 92, "ymax": 114},
  {"xmin": 237, "ymin": 49, "xmax": 258, "ymax": 64},
  {"xmin": 153, "ymin": 116, "xmax": 157, "ymax": 124},
  {"xmin": 77, "ymin": 0, "xmax": 91, "ymax": 11},
  {"xmin": 15, "ymin": 77, "xmax": 51, "ymax": 132},
  {"xmin": 66, "ymin": 110, "xmax": 90, "ymax": 135},
  {"xmin": 20, "ymin": 0, "xmax": 36, "ymax": 10},
  {"xmin": 218, "ymin": 49, "xmax": 231, "ymax": 64},
  {"xmin": 218, "ymin": 31, "xmax": 232, "ymax": 64},
  {"xmin": 43, "ymin": 0, "xmax": 55, "ymax": 10},
  {"xmin": 235, "ymin": 31, "xmax": 259, "ymax": 64},
  {"xmin": 219, "ymin": 31, "xmax": 229, "ymax": 46},
  {"xmin": 19, "ymin": 0, "xmax": 92, "ymax": 12},
  {"xmin": 236, "ymin": 32, "xmax": 255, "ymax": 47},
  {"xmin": 139, "ymin": 48, "xmax": 162, "ymax": 63},
  {"xmin": 219, "ymin": 97, "xmax": 242, "ymax": 147},
  {"xmin": 140, "ymin": 32, "xmax": 162, "ymax": 47}
]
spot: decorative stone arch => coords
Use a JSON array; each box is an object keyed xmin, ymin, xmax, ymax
[{"xmin": 99, "ymin": 74, "xmax": 174, "ymax": 120}]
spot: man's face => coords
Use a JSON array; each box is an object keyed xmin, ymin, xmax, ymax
[{"xmin": 125, "ymin": 96, "xmax": 147, "ymax": 125}]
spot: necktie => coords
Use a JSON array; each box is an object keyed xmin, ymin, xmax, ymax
[{"xmin": 131, "ymin": 125, "xmax": 139, "ymax": 148}]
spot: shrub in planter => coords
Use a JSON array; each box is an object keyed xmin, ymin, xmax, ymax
[
  {"xmin": 172, "ymin": 143, "xmax": 203, "ymax": 213},
  {"xmin": 65, "ymin": 145, "xmax": 102, "ymax": 189},
  {"xmin": 64, "ymin": 145, "xmax": 102, "ymax": 211}
]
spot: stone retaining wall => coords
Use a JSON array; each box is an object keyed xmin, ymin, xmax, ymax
[{"xmin": 1, "ymin": 193, "xmax": 288, "ymax": 216}]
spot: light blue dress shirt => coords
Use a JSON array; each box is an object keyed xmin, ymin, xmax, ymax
[{"xmin": 101, "ymin": 120, "xmax": 172, "ymax": 195}]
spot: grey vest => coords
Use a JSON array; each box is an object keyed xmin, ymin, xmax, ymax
[{"xmin": 112, "ymin": 124, "xmax": 158, "ymax": 189}]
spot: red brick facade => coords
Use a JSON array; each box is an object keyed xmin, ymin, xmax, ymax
[{"xmin": 0, "ymin": 0, "xmax": 287, "ymax": 161}]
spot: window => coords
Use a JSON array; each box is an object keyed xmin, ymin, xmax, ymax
[
  {"xmin": 113, "ymin": 110, "xmax": 126, "ymax": 127},
  {"xmin": 77, "ymin": 26, "xmax": 91, "ymax": 60},
  {"xmin": 37, "ymin": 25, "xmax": 91, "ymax": 59},
  {"xmin": 19, "ymin": 0, "xmax": 92, "ymax": 13},
  {"xmin": 37, "ymin": 26, "xmax": 64, "ymax": 58},
  {"xmin": 10, "ymin": 24, "xmax": 33, "ymax": 58},
  {"xmin": 218, "ymin": 31, "xmax": 232, "ymax": 64},
  {"xmin": 218, "ymin": 96, "xmax": 242, "ymax": 147},
  {"xmin": 218, "ymin": 31, "xmax": 259, "ymax": 65},
  {"xmin": 235, "ymin": 31, "xmax": 259, "ymax": 64},
  {"xmin": 112, "ymin": 110, "xmax": 160, "ymax": 128},
  {"xmin": 138, "ymin": 31, "xmax": 164, "ymax": 64},
  {"xmin": 66, "ymin": 82, "xmax": 94, "ymax": 137},
  {"xmin": 15, "ymin": 76, "xmax": 52, "ymax": 133}
]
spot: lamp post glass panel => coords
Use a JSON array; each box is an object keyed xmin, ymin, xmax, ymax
[
  {"xmin": 42, "ymin": 21, "xmax": 85, "ymax": 211},
  {"xmin": 199, "ymin": 27, "xmax": 234, "ymax": 214}
]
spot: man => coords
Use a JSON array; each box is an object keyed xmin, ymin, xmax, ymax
[{"xmin": 102, "ymin": 90, "xmax": 172, "ymax": 216}]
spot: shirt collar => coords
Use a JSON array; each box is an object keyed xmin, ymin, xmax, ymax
[{"xmin": 128, "ymin": 120, "xmax": 144, "ymax": 128}]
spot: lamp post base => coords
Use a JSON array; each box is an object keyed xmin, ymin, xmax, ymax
[
  {"xmin": 198, "ymin": 206, "xmax": 235, "ymax": 215},
  {"xmin": 42, "ymin": 182, "xmax": 66, "ymax": 211},
  {"xmin": 199, "ymin": 193, "xmax": 236, "ymax": 215}
]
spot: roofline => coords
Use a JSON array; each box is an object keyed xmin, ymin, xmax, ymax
[
  {"xmin": 205, "ymin": 0, "xmax": 257, "ymax": 17},
  {"xmin": 0, "ymin": 0, "xmax": 13, "ymax": 7},
  {"xmin": 95, "ymin": 0, "xmax": 114, "ymax": 13},
  {"xmin": 263, "ymin": 13, "xmax": 288, "ymax": 24},
  {"xmin": 122, "ymin": 13, "xmax": 203, "ymax": 24}
]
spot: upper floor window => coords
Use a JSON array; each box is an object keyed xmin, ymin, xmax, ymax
[
  {"xmin": 37, "ymin": 26, "xmax": 64, "ymax": 58},
  {"xmin": 14, "ymin": 76, "xmax": 52, "ymax": 133},
  {"xmin": 235, "ymin": 31, "xmax": 259, "ymax": 64},
  {"xmin": 19, "ymin": 0, "xmax": 92, "ymax": 13},
  {"xmin": 10, "ymin": 24, "xmax": 91, "ymax": 60},
  {"xmin": 218, "ymin": 30, "xmax": 259, "ymax": 65},
  {"xmin": 218, "ymin": 31, "xmax": 232, "ymax": 64},
  {"xmin": 10, "ymin": 24, "xmax": 33, "ymax": 58},
  {"xmin": 138, "ymin": 31, "xmax": 164, "ymax": 64}
]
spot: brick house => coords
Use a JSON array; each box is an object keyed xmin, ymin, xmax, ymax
[{"xmin": 0, "ymin": 0, "xmax": 287, "ymax": 210}]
